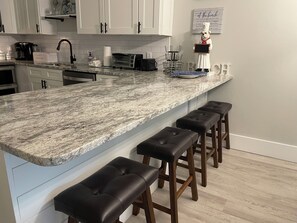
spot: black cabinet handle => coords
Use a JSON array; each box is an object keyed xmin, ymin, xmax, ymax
[
  {"xmin": 138, "ymin": 22, "xmax": 141, "ymax": 33},
  {"xmin": 104, "ymin": 23, "xmax": 107, "ymax": 33},
  {"xmin": 44, "ymin": 80, "xmax": 47, "ymax": 89},
  {"xmin": 41, "ymin": 80, "xmax": 44, "ymax": 88},
  {"xmin": 36, "ymin": 24, "xmax": 40, "ymax": 33},
  {"xmin": 100, "ymin": 22, "xmax": 103, "ymax": 33},
  {"xmin": 0, "ymin": 11, "xmax": 3, "ymax": 32},
  {"xmin": 2, "ymin": 24, "xmax": 5, "ymax": 33}
]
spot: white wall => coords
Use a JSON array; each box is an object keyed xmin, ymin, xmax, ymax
[{"xmin": 172, "ymin": 0, "xmax": 297, "ymax": 161}]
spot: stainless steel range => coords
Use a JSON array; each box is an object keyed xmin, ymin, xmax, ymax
[{"xmin": 0, "ymin": 65, "xmax": 17, "ymax": 96}]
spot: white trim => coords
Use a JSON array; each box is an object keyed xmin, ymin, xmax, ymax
[{"xmin": 230, "ymin": 134, "xmax": 297, "ymax": 163}]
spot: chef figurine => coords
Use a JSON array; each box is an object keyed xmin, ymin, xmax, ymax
[{"xmin": 195, "ymin": 22, "xmax": 213, "ymax": 72}]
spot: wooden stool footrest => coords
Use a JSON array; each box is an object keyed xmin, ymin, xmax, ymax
[{"xmin": 152, "ymin": 202, "xmax": 171, "ymax": 215}]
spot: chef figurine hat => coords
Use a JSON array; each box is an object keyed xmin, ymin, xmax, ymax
[{"xmin": 202, "ymin": 22, "xmax": 211, "ymax": 33}]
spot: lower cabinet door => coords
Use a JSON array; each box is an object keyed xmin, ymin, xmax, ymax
[
  {"xmin": 30, "ymin": 77, "xmax": 43, "ymax": 91},
  {"xmin": 29, "ymin": 78, "xmax": 63, "ymax": 90}
]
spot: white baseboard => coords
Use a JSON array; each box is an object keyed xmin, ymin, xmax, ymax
[{"xmin": 230, "ymin": 134, "xmax": 297, "ymax": 163}]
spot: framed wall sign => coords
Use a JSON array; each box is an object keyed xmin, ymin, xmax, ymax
[{"xmin": 192, "ymin": 7, "xmax": 224, "ymax": 34}]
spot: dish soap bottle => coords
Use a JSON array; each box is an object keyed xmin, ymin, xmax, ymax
[{"xmin": 88, "ymin": 51, "xmax": 93, "ymax": 62}]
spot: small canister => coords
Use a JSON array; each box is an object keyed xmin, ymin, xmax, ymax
[{"xmin": 6, "ymin": 46, "xmax": 12, "ymax": 60}]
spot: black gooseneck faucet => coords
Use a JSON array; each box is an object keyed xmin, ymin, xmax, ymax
[{"xmin": 56, "ymin": 39, "xmax": 76, "ymax": 64}]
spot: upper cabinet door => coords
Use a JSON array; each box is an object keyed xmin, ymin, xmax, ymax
[
  {"xmin": 36, "ymin": 0, "xmax": 57, "ymax": 34},
  {"xmin": 104, "ymin": 0, "xmax": 138, "ymax": 34},
  {"xmin": 0, "ymin": 0, "xmax": 17, "ymax": 33},
  {"xmin": 138, "ymin": 0, "xmax": 159, "ymax": 34},
  {"xmin": 76, "ymin": 0, "xmax": 101, "ymax": 34},
  {"xmin": 26, "ymin": 0, "xmax": 39, "ymax": 33},
  {"xmin": 14, "ymin": 0, "xmax": 39, "ymax": 34}
]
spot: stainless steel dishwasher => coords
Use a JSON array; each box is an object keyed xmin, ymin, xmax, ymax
[{"xmin": 62, "ymin": 70, "xmax": 97, "ymax": 85}]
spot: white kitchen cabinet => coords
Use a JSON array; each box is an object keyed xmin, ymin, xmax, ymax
[
  {"xmin": 28, "ymin": 67, "xmax": 63, "ymax": 90},
  {"xmin": 139, "ymin": 0, "xmax": 173, "ymax": 35},
  {"xmin": 13, "ymin": 0, "xmax": 57, "ymax": 34},
  {"xmin": 14, "ymin": 0, "xmax": 38, "ymax": 34},
  {"xmin": 76, "ymin": 0, "xmax": 101, "ymax": 34},
  {"xmin": 0, "ymin": 0, "xmax": 56, "ymax": 34},
  {"xmin": 15, "ymin": 65, "xmax": 32, "ymax": 92},
  {"xmin": 76, "ymin": 0, "xmax": 173, "ymax": 35},
  {"xmin": 104, "ymin": 0, "xmax": 138, "ymax": 34},
  {"xmin": 36, "ymin": 0, "xmax": 58, "ymax": 34},
  {"xmin": 0, "ymin": 0, "xmax": 17, "ymax": 33},
  {"xmin": 76, "ymin": 0, "xmax": 137, "ymax": 34},
  {"xmin": 29, "ymin": 77, "xmax": 44, "ymax": 90}
]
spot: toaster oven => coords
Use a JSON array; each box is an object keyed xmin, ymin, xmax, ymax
[{"xmin": 112, "ymin": 53, "xmax": 143, "ymax": 70}]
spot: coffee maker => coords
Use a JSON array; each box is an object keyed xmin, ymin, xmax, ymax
[{"xmin": 15, "ymin": 42, "xmax": 35, "ymax": 60}]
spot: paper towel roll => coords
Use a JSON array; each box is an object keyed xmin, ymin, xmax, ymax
[{"xmin": 103, "ymin": 46, "xmax": 111, "ymax": 67}]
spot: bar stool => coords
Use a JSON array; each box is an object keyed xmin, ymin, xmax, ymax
[
  {"xmin": 135, "ymin": 127, "xmax": 198, "ymax": 223},
  {"xmin": 54, "ymin": 157, "xmax": 158, "ymax": 223},
  {"xmin": 176, "ymin": 110, "xmax": 220, "ymax": 187},
  {"xmin": 199, "ymin": 101, "xmax": 232, "ymax": 163}
]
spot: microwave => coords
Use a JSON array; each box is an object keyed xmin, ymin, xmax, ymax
[{"xmin": 112, "ymin": 53, "xmax": 143, "ymax": 70}]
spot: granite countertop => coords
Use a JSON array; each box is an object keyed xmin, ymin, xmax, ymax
[
  {"xmin": 13, "ymin": 60, "xmax": 148, "ymax": 76},
  {"xmin": 0, "ymin": 60, "xmax": 16, "ymax": 66},
  {"xmin": 0, "ymin": 71, "xmax": 232, "ymax": 166}
]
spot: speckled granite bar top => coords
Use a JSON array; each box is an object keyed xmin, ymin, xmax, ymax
[{"xmin": 0, "ymin": 71, "xmax": 232, "ymax": 166}]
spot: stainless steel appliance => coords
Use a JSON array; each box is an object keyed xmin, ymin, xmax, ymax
[
  {"xmin": 14, "ymin": 42, "xmax": 35, "ymax": 60},
  {"xmin": 112, "ymin": 53, "xmax": 143, "ymax": 69},
  {"xmin": 63, "ymin": 70, "xmax": 119, "ymax": 86},
  {"xmin": 141, "ymin": 59, "xmax": 157, "ymax": 71},
  {"xmin": 63, "ymin": 70, "xmax": 96, "ymax": 85},
  {"xmin": 0, "ymin": 65, "xmax": 17, "ymax": 96}
]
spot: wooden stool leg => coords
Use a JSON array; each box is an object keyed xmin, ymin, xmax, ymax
[
  {"xmin": 169, "ymin": 161, "xmax": 178, "ymax": 223},
  {"xmin": 158, "ymin": 160, "xmax": 167, "ymax": 188},
  {"xmin": 187, "ymin": 146, "xmax": 198, "ymax": 201},
  {"xmin": 68, "ymin": 216, "xmax": 79, "ymax": 223},
  {"xmin": 200, "ymin": 133, "xmax": 207, "ymax": 187},
  {"xmin": 133, "ymin": 155, "xmax": 151, "ymax": 216},
  {"xmin": 142, "ymin": 187, "xmax": 156, "ymax": 223},
  {"xmin": 225, "ymin": 113, "xmax": 231, "ymax": 149},
  {"xmin": 217, "ymin": 119, "xmax": 223, "ymax": 163},
  {"xmin": 211, "ymin": 125, "xmax": 219, "ymax": 168}
]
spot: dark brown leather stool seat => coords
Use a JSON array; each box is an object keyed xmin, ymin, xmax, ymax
[
  {"xmin": 176, "ymin": 110, "xmax": 220, "ymax": 187},
  {"xmin": 198, "ymin": 101, "xmax": 232, "ymax": 163},
  {"xmin": 135, "ymin": 127, "xmax": 198, "ymax": 223},
  {"xmin": 54, "ymin": 157, "xmax": 158, "ymax": 223}
]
